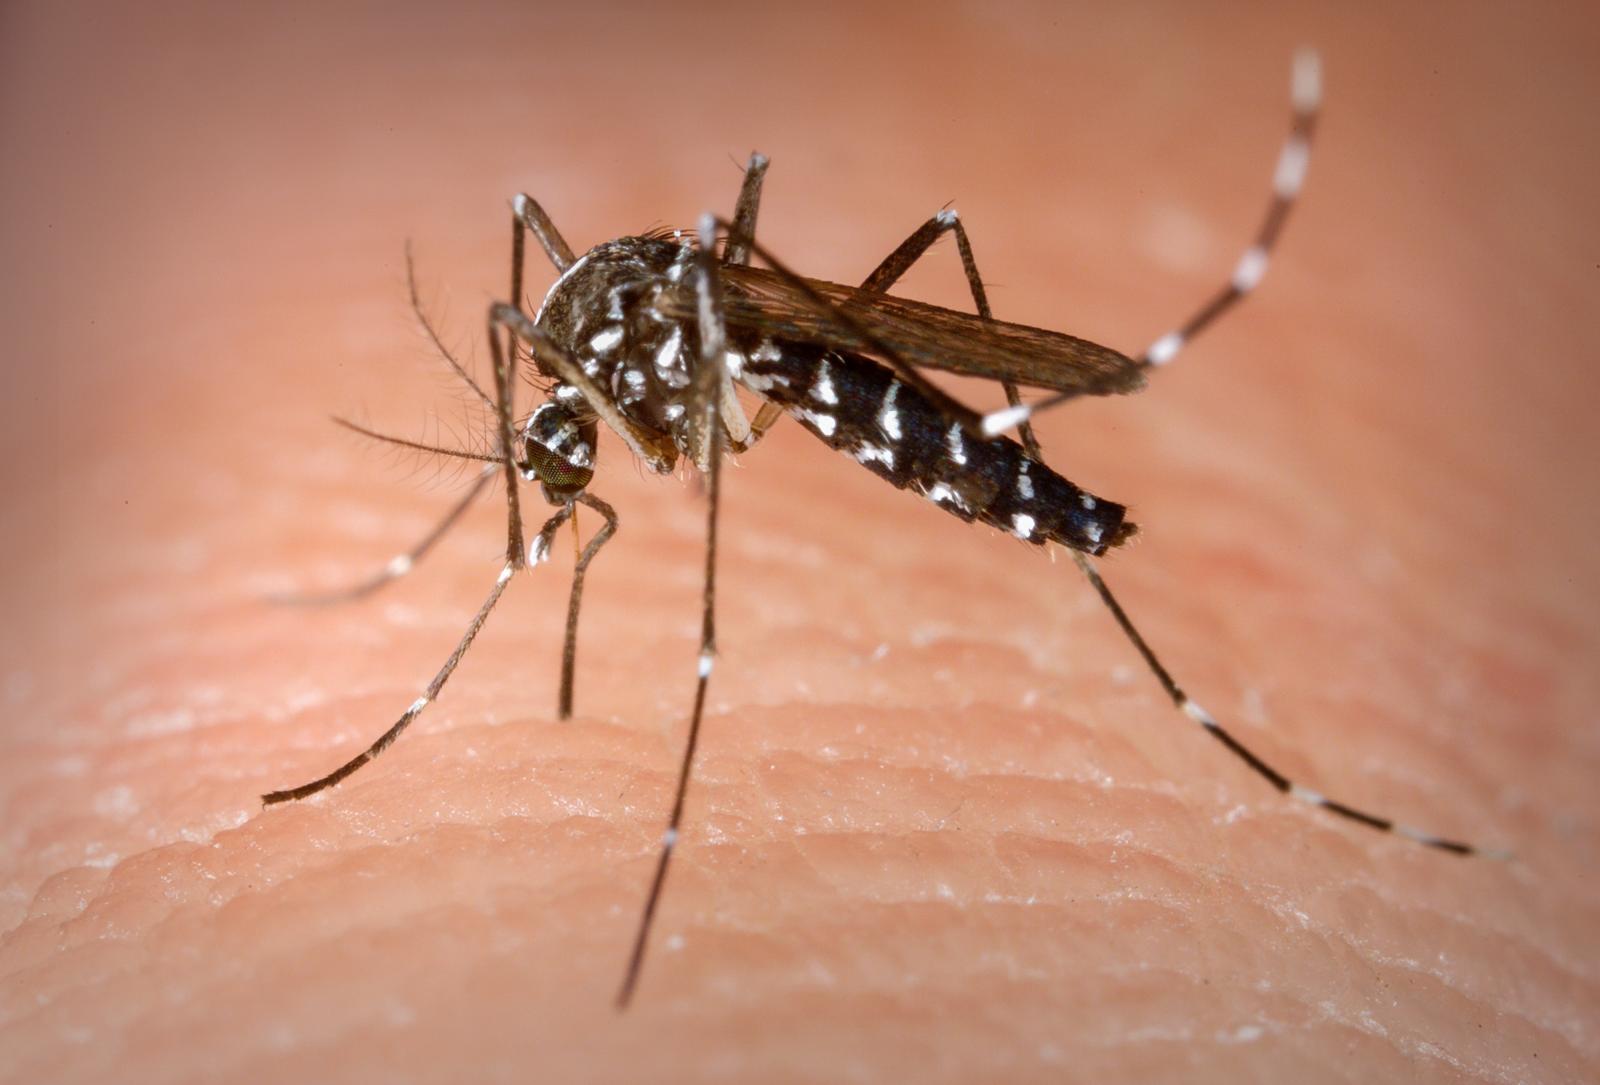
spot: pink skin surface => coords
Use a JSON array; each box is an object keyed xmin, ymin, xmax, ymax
[{"xmin": 2, "ymin": 4, "xmax": 1597, "ymax": 1083}]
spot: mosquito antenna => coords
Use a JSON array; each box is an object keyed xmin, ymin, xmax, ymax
[
  {"xmin": 405, "ymin": 242, "xmax": 497, "ymax": 412},
  {"xmin": 616, "ymin": 213, "xmax": 729, "ymax": 1009},
  {"xmin": 268, "ymin": 464, "xmax": 497, "ymax": 607},
  {"xmin": 331, "ymin": 416, "xmax": 500, "ymax": 465}
]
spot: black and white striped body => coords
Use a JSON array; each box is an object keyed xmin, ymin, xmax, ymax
[
  {"xmin": 533, "ymin": 234, "xmax": 1132, "ymax": 555},
  {"xmin": 742, "ymin": 342, "xmax": 1132, "ymax": 555}
]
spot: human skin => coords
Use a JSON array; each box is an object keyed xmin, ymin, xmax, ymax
[{"xmin": 2, "ymin": 3, "xmax": 1597, "ymax": 1083}]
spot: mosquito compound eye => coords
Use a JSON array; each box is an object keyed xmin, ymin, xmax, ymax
[{"xmin": 519, "ymin": 401, "xmax": 597, "ymax": 502}]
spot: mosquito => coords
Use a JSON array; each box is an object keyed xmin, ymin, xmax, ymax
[{"xmin": 264, "ymin": 51, "xmax": 1497, "ymax": 1009}]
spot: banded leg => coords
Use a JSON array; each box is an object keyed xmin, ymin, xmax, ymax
[
  {"xmin": 862, "ymin": 208, "xmax": 1044, "ymax": 460},
  {"xmin": 616, "ymin": 213, "xmax": 729, "ymax": 1009},
  {"xmin": 264, "ymin": 255, "xmax": 533, "ymax": 802},
  {"xmin": 262, "ymin": 556, "xmax": 519, "ymax": 803},
  {"xmin": 983, "ymin": 50, "xmax": 1323, "ymax": 438},
  {"xmin": 1069, "ymin": 550, "xmax": 1499, "ymax": 858},
  {"xmin": 269, "ymin": 465, "xmax": 496, "ymax": 606},
  {"xmin": 261, "ymin": 505, "xmax": 584, "ymax": 804},
  {"xmin": 556, "ymin": 492, "xmax": 620, "ymax": 720}
]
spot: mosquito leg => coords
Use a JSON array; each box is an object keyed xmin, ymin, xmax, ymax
[
  {"xmin": 556, "ymin": 492, "xmax": 620, "ymax": 720},
  {"xmin": 485, "ymin": 309, "xmax": 527, "ymax": 568},
  {"xmin": 265, "ymin": 274, "xmax": 536, "ymax": 802},
  {"xmin": 511, "ymin": 194, "xmax": 577, "ymax": 290},
  {"xmin": 718, "ymin": 153, "xmax": 778, "ymax": 452},
  {"xmin": 727, "ymin": 400, "xmax": 785, "ymax": 454},
  {"xmin": 261, "ymin": 555, "xmax": 520, "ymax": 804},
  {"xmin": 1069, "ymin": 549, "xmax": 1498, "ymax": 857},
  {"xmin": 982, "ymin": 50, "xmax": 1323, "ymax": 438},
  {"xmin": 617, "ymin": 214, "xmax": 729, "ymax": 1009},
  {"xmin": 269, "ymin": 465, "xmax": 496, "ymax": 606},
  {"xmin": 861, "ymin": 209, "xmax": 1045, "ymax": 460},
  {"xmin": 506, "ymin": 193, "xmax": 579, "ymax": 385},
  {"xmin": 723, "ymin": 152, "xmax": 769, "ymax": 267}
]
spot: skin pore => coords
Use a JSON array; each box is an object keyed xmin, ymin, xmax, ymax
[{"xmin": 2, "ymin": 5, "xmax": 1596, "ymax": 1083}]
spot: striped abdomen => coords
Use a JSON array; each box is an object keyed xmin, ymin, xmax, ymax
[{"xmin": 742, "ymin": 343, "xmax": 1134, "ymax": 555}]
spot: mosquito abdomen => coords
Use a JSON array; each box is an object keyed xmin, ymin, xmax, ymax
[{"xmin": 743, "ymin": 343, "xmax": 1133, "ymax": 555}]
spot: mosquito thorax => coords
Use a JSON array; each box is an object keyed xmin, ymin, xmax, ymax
[
  {"xmin": 518, "ymin": 401, "xmax": 597, "ymax": 505},
  {"xmin": 532, "ymin": 235, "xmax": 702, "ymax": 454}
]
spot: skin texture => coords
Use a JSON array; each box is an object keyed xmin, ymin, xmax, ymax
[{"xmin": 2, "ymin": 3, "xmax": 1597, "ymax": 1082}]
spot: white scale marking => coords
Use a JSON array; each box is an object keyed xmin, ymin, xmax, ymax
[
  {"xmin": 698, "ymin": 651, "xmax": 714, "ymax": 679},
  {"xmin": 981, "ymin": 403, "xmax": 1030, "ymax": 437},
  {"xmin": 1231, "ymin": 246, "xmax": 1270, "ymax": 293},
  {"xmin": 662, "ymin": 827, "xmax": 679, "ymax": 847},
  {"xmin": 407, "ymin": 696, "xmax": 431, "ymax": 715},
  {"xmin": 1146, "ymin": 331, "xmax": 1185, "ymax": 367},
  {"xmin": 927, "ymin": 481, "xmax": 969, "ymax": 511},
  {"xmin": 1011, "ymin": 513, "xmax": 1036, "ymax": 539},
  {"xmin": 936, "ymin": 208, "xmax": 959, "ymax": 226},
  {"xmin": 854, "ymin": 443, "xmax": 895, "ymax": 469},
  {"xmin": 1292, "ymin": 49, "xmax": 1323, "ymax": 113},
  {"xmin": 654, "ymin": 326, "xmax": 683, "ymax": 375},
  {"xmin": 798, "ymin": 409, "xmax": 837, "ymax": 437},
  {"xmin": 1290, "ymin": 784, "xmax": 1326, "ymax": 806},
  {"xmin": 946, "ymin": 423, "xmax": 967, "ymax": 465},
  {"xmin": 532, "ymin": 252, "xmax": 592, "ymax": 324},
  {"xmin": 1080, "ymin": 494, "xmax": 1097, "ymax": 511},
  {"xmin": 1274, "ymin": 135, "xmax": 1311, "ymax": 198},
  {"xmin": 1181, "ymin": 698, "xmax": 1216, "ymax": 727},
  {"xmin": 878, "ymin": 382, "xmax": 902, "ymax": 440},
  {"xmin": 588, "ymin": 325, "xmax": 623, "ymax": 353},
  {"xmin": 1016, "ymin": 460, "xmax": 1034, "ymax": 500},
  {"xmin": 812, "ymin": 358, "xmax": 838, "ymax": 404}
]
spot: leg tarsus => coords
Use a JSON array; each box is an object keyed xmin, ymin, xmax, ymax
[
  {"xmin": 616, "ymin": 214, "xmax": 729, "ymax": 1009},
  {"xmin": 1067, "ymin": 549, "xmax": 1489, "ymax": 858},
  {"xmin": 557, "ymin": 493, "xmax": 620, "ymax": 720},
  {"xmin": 262, "ymin": 557, "xmax": 520, "ymax": 804}
]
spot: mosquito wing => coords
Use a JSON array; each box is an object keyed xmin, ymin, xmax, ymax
[{"xmin": 666, "ymin": 264, "xmax": 1145, "ymax": 397}]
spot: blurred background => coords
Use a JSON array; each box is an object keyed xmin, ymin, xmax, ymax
[{"xmin": 2, "ymin": 2, "xmax": 1597, "ymax": 1082}]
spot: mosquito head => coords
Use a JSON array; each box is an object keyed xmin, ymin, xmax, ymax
[{"xmin": 518, "ymin": 399, "xmax": 597, "ymax": 505}]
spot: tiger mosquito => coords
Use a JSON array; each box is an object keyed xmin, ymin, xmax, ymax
[{"xmin": 264, "ymin": 51, "xmax": 1499, "ymax": 1009}]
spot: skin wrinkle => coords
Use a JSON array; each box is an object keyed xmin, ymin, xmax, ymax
[{"xmin": 2, "ymin": 4, "xmax": 1597, "ymax": 1084}]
